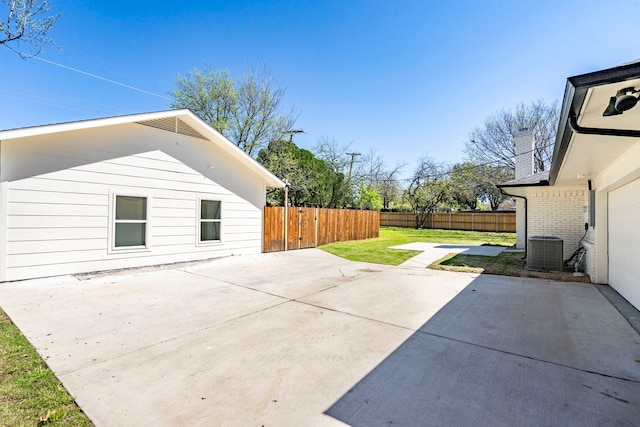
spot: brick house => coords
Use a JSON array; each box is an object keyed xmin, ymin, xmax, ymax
[{"xmin": 500, "ymin": 60, "xmax": 640, "ymax": 311}]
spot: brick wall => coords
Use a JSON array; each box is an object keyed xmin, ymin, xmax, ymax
[{"xmin": 526, "ymin": 187, "xmax": 587, "ymax": 260}]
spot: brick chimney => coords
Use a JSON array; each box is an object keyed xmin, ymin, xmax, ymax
[
  {"xmin": 514, "ymin": 128, "xmax": 535, "ymax": 178},
  {"xmin": 514, "ymin": 128, "xmax": 535, "ymax": 250}
]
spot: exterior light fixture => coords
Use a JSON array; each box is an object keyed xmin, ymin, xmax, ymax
[{"xmin": 602, "ymin": 87, "xmax": 640, "ymax": 116}]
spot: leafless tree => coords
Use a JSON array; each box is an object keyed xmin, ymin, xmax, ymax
[
  {"xmin": 314, "ymin": 140, "xmax": 405, "ymax": 209},
  {"xmin": 465, "ymin": 100, "xmax": 559, "ymax": 173},
  {"xmin": 355, "ymin": 149, "xmax": 405, "ymax": 209},
  {"xmin": 230, "ymin": 65, "xmax": 299, "ymax": 156},
  {"xmin": 313, "ymin": 136, "xmax": 352, "ymax": 174},
  {"xmin": 1, "ymin": 0, "xmax": 60, "ymax": 58}
]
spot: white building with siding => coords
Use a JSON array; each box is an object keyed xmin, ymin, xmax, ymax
[{"xmin": 0, "ymin": 110, "xmax": 285, "ymax": 282}]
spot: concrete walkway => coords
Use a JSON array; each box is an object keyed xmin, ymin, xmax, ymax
[
  {"xmin": 390, "ymin": 242, "xmax": 506, "ymax": 269},
  {"xmin": 1, "ymin": 248, "xmax": 638, "ymax": 426}
]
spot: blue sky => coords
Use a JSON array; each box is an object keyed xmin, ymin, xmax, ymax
[{"xmin": 2, "ymin": 0, "xmax": 639, "ymax": 175}]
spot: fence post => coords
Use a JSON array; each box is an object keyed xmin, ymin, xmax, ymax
[
  {"xmin": 314, "ymin": 207, "xmax": 318, "ymax": 247},
  {"xmin": 284, "ymin": 206, "xmax": 288, "ymax": 251},
  {"xmin": 352, "ymin": 211, "xmax": 356, "ymax": 240}
]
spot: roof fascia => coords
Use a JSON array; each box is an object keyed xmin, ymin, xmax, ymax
[
  {"xmin": 496, "ymin": 181, "xmax": 549, "ymax": 189},
  {"xmin": 498, "ymin": 186, "xmax": 528, "ymax": 198},
  {"xmin": 0, "ymin": 110, "xmax": 188, "ymax": 141},
  {"xmin": 549, "ymin": 61, "xmax": 640, "ymax": 185},
  {"xmin": 0, "ymin": 109, "xmax": 285, "ymax": 188},
  {"xmin": 179, "ymin": 111, "xmax": 285, "ymax": 188}
]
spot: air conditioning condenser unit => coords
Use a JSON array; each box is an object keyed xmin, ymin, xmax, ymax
[{"xmin": 527, "ymin": 236, "xmax": 563, "ymax": 272}]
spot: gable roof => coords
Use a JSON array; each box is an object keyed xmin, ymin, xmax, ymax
[
  {"xmin": 549, "ymin": 60, "xmax": 640, "ymax": 186},
  {"xmin": 0, "ymin": 110, "xmax": 285, "ymax": 188}
]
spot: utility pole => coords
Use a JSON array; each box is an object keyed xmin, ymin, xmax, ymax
[
  {"xmin": 280, "ymin": 131, "xmax": 302, "ymax": 252},
  {"xmin": 283, "ymin": 129, "xmax": 304, "ymax": 142},
  {"xmin": 283, "ymin": 178, "xmax": 289, "ymax": 251},
  {"xmin": 346, "ymin": 152, "xmax": 361, "ymax": 182}
]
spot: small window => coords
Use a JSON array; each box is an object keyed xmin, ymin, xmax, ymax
[
  {"xmin": 200, "ymin": 200, "xmax": 221, "ymax": 242},
  {"xmin": 114, "ymin": 196, "xmax": 147, "ymax": 247}
]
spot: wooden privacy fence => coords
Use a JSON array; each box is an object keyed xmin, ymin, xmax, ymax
[
  {"xmin": 264, "ymin": 207, "xmax": 379, "ymax": 252},
  {"xmin": 380, "ymin": 211, "xmax": 516, "ymax": 232}
]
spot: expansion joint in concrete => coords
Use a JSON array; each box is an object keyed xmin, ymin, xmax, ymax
[{"xmin": 419, "ymin": 330, "xmax": 640, "ymax": 384}]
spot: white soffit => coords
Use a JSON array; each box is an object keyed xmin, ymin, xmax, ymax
[
  {"xmin": 578, "ymin": 77, "xmax": 640, "ymax": 130},
  {"xmin": 555, "ymin": 80, "xmax": 640, "ymax": 187}
]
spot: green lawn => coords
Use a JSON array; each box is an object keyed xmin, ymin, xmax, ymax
[
  {"xmin": 320, "ymin": 226, "xmax": 516, "ymax": 265},
  {"xmin": 0, "ymin": 308, "xmax": 93, "ymax": 426}
]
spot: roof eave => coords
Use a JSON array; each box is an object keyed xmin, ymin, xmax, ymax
[
  {"xmin": 497, "ymin": 181, "xmax": 549, "ymax": 189},
  {"xmin": 178, "ymin": 111, "xmax": 286, "ymax": 188},
  {"xmin": 0, "ymin": 110, "xmax": 192, "ymax": 140},
  {"xmin": 0, "ymin": 109, "xmax": 286, "ymax": 189},
  {"xmin": 549, "ymin": 61, "xmax": 640, "ymax": 186}
]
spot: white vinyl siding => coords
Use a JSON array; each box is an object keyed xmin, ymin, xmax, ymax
[
  {"xmin": 1, "ymin": 123, "xmax": 266, "ymax": 281},
  {"xmin": 608, "ymin": 178, "xmax": 640, "ymax": 310}
]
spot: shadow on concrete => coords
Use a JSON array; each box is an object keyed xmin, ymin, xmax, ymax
[{"xmin": 325, "ymin": 274, "xmax": 640, "ymax": 426}]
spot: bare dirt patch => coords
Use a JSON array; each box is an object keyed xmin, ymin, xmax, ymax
[{"xmin": 519, "ymin": 269, "xmax": 591, "ymax": 283}]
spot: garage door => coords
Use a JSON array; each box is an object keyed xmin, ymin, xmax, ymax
[{"xmin": 608, "ymin": 178, "xmax": 640, "ymax": 310}]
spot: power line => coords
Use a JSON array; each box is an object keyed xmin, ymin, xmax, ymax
[
  {"xmin": 33, "ymin": 56, "xmax": 172, "ymax": 101},
  {"xmin": 13, "ymin": 53, "xmax": 556, "ymax": 181},
  {"xmin": 349, "ymin": 141, "xmax": 557, "ymax": 185},
  {"xmin": 0, "ymin": 81, "xmax": 130, "ymax": 116}
]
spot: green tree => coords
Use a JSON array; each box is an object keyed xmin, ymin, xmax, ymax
[
  {"xmin": 404, "ymin": 157, "xmax": 450, "ymax": 228},
  {"xmin": 357, "ymin": 183, "xmax": 383, "ymax": 210},
  {"xmin": 313, "ymin": 137, "xmax": 352, "ymax": 207},
  {"xmin": 449, "ymin": 162, "xmax": 483, "ymax": 210},
  {"xmin": 256, "ymin": 139, "xmax": 297, "ymax": 206},
  {"xmin": 171, "ymin": 65, "xmax": 298, "ymax": 157},
  {"xmin": 1, "ymin": 0, "xmax": 60, "ymax": 58},
  {"xmin": 450, "ymin": 162, "xmax": 513, "ymax": 211},
  {"xmin": 326, "ymin": 169, "xmax": 348, "ymax": 208},
  {"xmin": 479, "ymin": 165, "xmax": 513, "ymax": 210},
  {"xmin": 257, "ymin": 139, "xmax": 333, "ymax": 207},
  {"xmin": 170, "ymin": 67, "xmax": 237, "ymax": 135}
]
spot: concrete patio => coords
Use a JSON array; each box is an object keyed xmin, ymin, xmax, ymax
[{"xmin": 0, "ymin": 248, "xmax": 638, "ymax": 426}]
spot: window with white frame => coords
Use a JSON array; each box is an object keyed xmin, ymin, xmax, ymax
[
  {"xmin": 114, "ymin": 195, "xmax": 147, "ymax": 248},
  {"xmin": 200, "ymin": 199, "xmax": 221, "ymax": 242}
]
